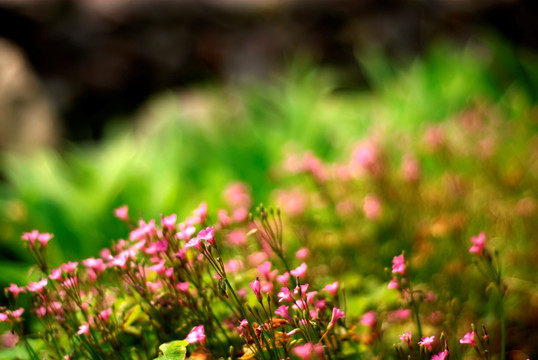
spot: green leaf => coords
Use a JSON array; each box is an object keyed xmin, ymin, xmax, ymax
[{"xmin": 153, "ymin": 340, "xmax": 188, "ymax": 360}]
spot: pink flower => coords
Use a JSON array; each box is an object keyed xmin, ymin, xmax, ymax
[
  {"xmin": 363, "ymin": 195, "xmax": 382, "ymax": 220},
  {"xmin": 418, "ymin": 336, "xmax": 435, "ymax": 351},
  {"xmin": 257, "ymin": 261, "xmax": 272, "ymax": 279},
  {"xmin": 322, "ymin": 281, "xmax": 339, "ymax": 297},
  {"xmin": 459, "ymin": 331, "xmax": 476, "ymax": 347},
  {"xmin": 276, "ymin": 272, "xmax": 290, "ymax": 286},
  {"xmin": 27, "ymin": 279, "xmax": 47, "ymax": 293},
  {"xmin": 11, "ymin": 308, "xmax": 24, "ymax": 319},
  {"xmin": 161, "ymin": 214, "xmax": 177, "ymax": 230},
  {"xmin": 392, "ymin": 253, "xmax": 406, "ymax": 275},
  {"xmin": 77, "ymin": 323, "xmax": 90, "ymax": 336},
  {"xmin": 6, "ymin": 284, "xmax": 26, "ymax": 299},
  {"xmin": 388, "ymin": 278, "xmax": 399, "ymax": 290},
  {"xmin": 185, "ymin": 325, "xmax": 205, "ymax": 344},
  {"xmin": 277, "ymin": 287, "xmax": 294, "ymax": 303},
  {"xmin": 61, "ymin": 261, "xmax": 79, "ymax": 274},
  {"xmin": 275, "ymin": 305, "xmax": 292, "ymax": 322},
  {"xmin": 98, "ymin": 308, "xmax": 112, "ymax": 323},
  {"xmin": 249, "ymin": 278, "xmax": 262, "ymax": 302},
  {"xmin": 329, "ymin": 307, "xmax": 345, "ymax": 328},
  {"xmin": 21, "ymin": 230, "xmax": 53, "ymax": 247},
  {"xmin": 432, "ymin": 350, "xmax": 449, "ymax": 360},
  {"xmin": 197, "ymin": 227, "xmax": 215, "ymax": 247},
  {"xmin": 292, "ymin": 342, "xmax": 325, "ymax": 360},
  {"xmin": 0, "ymin": 313, "xmax": 8, "ymax": 322},
  {"xmin": 296, "ymin": 248, "xmax": 309, "ymax": 260},
  {"xmin": 290, "ymin": 262, "xmax": 307, "ymax": 279},
  {"xmin": 360, "ymin": 311, "xmax": 376, "ymax": 328},
  {"xmin": 399, "ymin": 331, "xmax": 412, "ymax": 346},
  {"xmin": 226, "ymin": 230, "xmax": 247, "ymax": 246},
  {"xmin": 114, "ymin": 205, "xmax": 129, "ymax": 222},
  {"xmin": 469, "ymin": 233, "xmax": 486, "ymax": 255}
]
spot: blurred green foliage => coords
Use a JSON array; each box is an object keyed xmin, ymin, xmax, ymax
[{"xmin": 0, "ymin": 35, "xmax": 536, "ymax": 285}]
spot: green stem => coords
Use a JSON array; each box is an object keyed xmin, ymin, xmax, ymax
[
  {"xmin": 499, "ymin": 289, "xmax": 506, "ymax": 360},
  {"xmin": 410, "ymin": 296, "xmax": 423, "ymax": 339},
  {"xmin": 224, "ymin": 279, "xmax": 267, "ymax": 360}
]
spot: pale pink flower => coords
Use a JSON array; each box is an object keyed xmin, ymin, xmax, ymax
[
  {"xmin": 258, "ymin": 261, "xmax": 272, "ymax": 279},
  {"xmin": 469, "ymin": 233, "xmax": 486, "ymax": 255},
  {"xmin": 0, "ymin": 313, "xmax": 8, "ymax": 322},
  {"xmin": 431, "ymin": 350, "xmax": 449, "ymax": 360},
  {"xmin": 275, "ymin": 305, "xmax": 292, "ymax": 322},
  {"xmin": 401, "ymin": 155, "xmax": 421, "ymax": 183},
  {"xmin": 296, "ymin": 248, "xmax": 309, "ymax": 260},
  {"xmin": 161, "ymin": 214, "xmax": 177, "ymax": 231},
  {"xmin": 11, "ymin": 308, "xmax": 24, "ymax": 319},
  {"xmin": 224, "ymin": 183, "xmax": 251, "ymax": 208},
  {"xmin": 77, "ymin": 323, "xmax": 90, "ymax": 336},
  {"xmin": 292, "ymin": 342, "xmax": 325, "ymax": 360},
  {"xmin": 21, "ymin": 230, "xmax": 53, "ymax": 247},
  {"xmin": 392, "ymin": 253, "xmax": 406, "ymax": 275},
  {"xmin": 276, "ymin": 272, "xmax": 290, "ymax": 286},
  {"xmin": 459, "ymin": 331, "xmax": 476, "ymax": 347},
  {"xmin": 290, "ymin": 262, "xmax": 307, "ymax": 279},
  {"xmin": 250, "ymin": 278, "xmax": 262, "ymax": 302},
  {"xmin": 363, "ymin": 195, "xmax": 382, "ymax": 220},
  {"xmin": 399, "ymin": 331, "xmax": 412, "ymax": 346},
  {"xmin": 418, "ymin": 336, "xmax": 435, "ymax": 351},
  {"xmin": 277, "ymin": 287, "xmax": 294, "ymax": 303},
  {"xmin": 322, "ymin": 281, "xmax": 339, "ymax": 297},
  {"xmin": 61, "ymin": 261, "xmax": 79, "ymax": 274},
  {"xmin": 197, "ymin": 227, "xmax": 215, "ymax": 247},
  {"xmin": 226, "ymin": 229, "xmax": 247, "ymax": 246},
  {"xmin": 27, "ymin": 279, "xmax": 47, "ymax": 293},
  {"xmin": 329, "ymin": 307, "xmax": 345, "ymax": 328},
  {"xmin": 388, "ymin": 278, "xmax": 399, "ymax": 290},
  {"xmin": 185, "ymin": 325, "xmax": 205, "ymax": 344},
  {"xmin": 6, "ymin": 284, "xmax": 26, "ymax": 299},
  {"xmin": 360, "ymin": 311, "xmax": 376, "ymax": 327},
  {"xmin": 387, "ymin": 309, "xmax": 412, "ymax": 322},
  {"xmin": 98, "ymin": 308, "xmax": 112, "ymax": 323},
  {"xmin": 114, "ymin": 205, "xmax": 129, "ymax": 222}
]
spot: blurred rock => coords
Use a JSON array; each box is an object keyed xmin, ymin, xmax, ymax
[{"xmin": 0, "ymin": 39, "xmax": 59, "ymax": 152}]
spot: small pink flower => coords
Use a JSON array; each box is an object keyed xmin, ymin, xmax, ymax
[
  {"xmin": 322, "ymin": 281, "xmax": 339, "ymax": 297},
  {"xmin": 459, "ymin": 331, "xmax": 476, "ymax": 347},
  {"xmin": 11, "ymin": 308, "xmax": 24, "ymax": 319},
  {"xmin": 77, "ymin": 323, "xmax": 90, "ymax": 336},
  {"xmin": 296, "ymin": 248, "xmax": 309, "ymax": 260},
  {"xmin": 98, "ymin": 308, "xmax": 112, "ymax": 323},
  {"xmin": 161, "ymin": 214, "xmax": 177, "ymax": 230},
  {"xmin": 61, "ymin": 261, "xmax": 79, "ymax": 274},
  {"xmin": 360, "ymin": 311, "xmax": 376, "ymax": 328},
  {"xmin": 292, "ymin": 342, "xmax": 325, "ymax": 360},
  {"xmin": 0, "ymin": 313, "xmax": 9, "ymax": 322},
  {"xmin": 418, "ymin": 336, "xmax": 435, "ymax": 351},
  {"xmin": 432, "ymin": 350, "xmax": 449, "ymax": 360},
  {"xmin": 21, "ymin": 230, "xmax": 53, "ymax": 247},
  {"xmin": 276, "ymin": 272, "xmax": 290, "ymax": 286},
  {"xmin": 275, "ymin": 305, "xmax": 292, "ymax": 322},
  {"xmin": 114, "ymin": 205, "xmax": 129, "ymax": 222},
  {"xmin": 249, "ymin": 278, "xmax": 262, "ymax": 302},
  {"xmin": 469, "ymin": 233, "xmax": 486, "ymax": 255},
  {"xmin": 258, "ymin": 261, "xmax": 272, "ymax": 279},
  {"xmin": 197, "ymin": 227, "xmax": 215, "ymax": 247},
  {"xmin": 49, "ymin": 268, "xmax": 62, "ymax": 281},
  {"xmin": 185, "ymin": 325, "xmax": 205, "ymax": 344},
  {"xmin": 329, "ymin": 307, "xmax": 345, "ymax": 328},
  {"xmin": 290, "ymin": 262, "xmax": 307, "ymax": 279},
  {"xmin": 392, "ymin": 253, "xmax": 406, "ymax": 275},
  {"xmin": 363, "ymin": 195, "xmax": 382, "ymax": 220},
  {"xmin": 277, "ymin": 287, "xmax": 294, "ymax": 303},
  {"xmin": 399, "ymin": 331, "xmax": 412, "ymax": 346},
  {"xmin": 27, "ymin": 279, "xmax": 47, "ymax": 293},
  {"xmin": 388, "ymin": 278, "xmax": 399, "ymax": 290},
  {"xmin": 6, "ymin": 284, "xmax": 26, "ymax": 299},
  {"xmin": 226, "ymin": 230, "xmax": 247, "ymax": 246}
]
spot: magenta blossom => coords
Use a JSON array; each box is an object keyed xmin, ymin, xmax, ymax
[
  {"xmin": 392, "ymin": 253, "xmax": 406, "ymax": 275},
  {"xmin": 322, "ymin": 281, "xmax": 339, "ymax": 297},
  {"xmin": 469, "ymin": 232, "xmax": 486, "ymax": 255},
  {"xmin": 432, "ymin": 350, "xmax": 449, "ymax": 360},
  {"xmin": 360, "ymin": 311, "xmax": 376, "ymax": 327},
  {"xmin": 418, "ymin": 336, "xmax": 435, "ymax": 351},
  {"xmin": 290, "ymin": 262, "xmax": 308, "ymax": 278},
  {"xmin": 399, "ymin": 331, "xmax": 412, "ymax": 346},
  {"xmin": 329, "ymin": 307, "xmax": 345, "ymax": 328},
  {"xmin": 21, "ymin": 230, "xmax": 53, "ymax": 247},
  {"xmin": 292, "ymin": 342, "xmax": 325, "ymax": 360},
  {"xmin": 185, "ymin": 325, "xmax": 205, "ymax": 344},
  {"xmin": 77, "ymin": 323, "xmax": 90, "ymax": 336},
  {"xmin": 249, "ymin": 278, "xmax": 262, "ymax": 302},
  {"xmin": 114, "ymin": 205, "xmax": 129, "ymax": 222},
  {"xmin": 459, "ymin": 331, "xmax": 476, "ymax": 347}
]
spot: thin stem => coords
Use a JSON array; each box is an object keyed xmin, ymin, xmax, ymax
[{"xmin": 499, "ymin": 288, "xmax": 506, "ymax": 360}]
